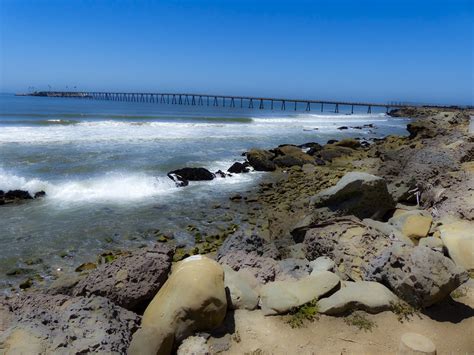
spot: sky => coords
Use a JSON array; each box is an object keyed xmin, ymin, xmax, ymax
[{"xmin": 0, "ymin": 0, "xmax": 473, "ymax": 105}]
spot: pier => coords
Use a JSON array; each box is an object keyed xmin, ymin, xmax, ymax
[{"xmin": 25, "ymin": 91, "xmax": 409, "ymax": 114}]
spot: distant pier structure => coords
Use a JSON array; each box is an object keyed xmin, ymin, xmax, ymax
[{"xmin": 23, "ymin": 91, "xmax": 409, "ymax": 114}]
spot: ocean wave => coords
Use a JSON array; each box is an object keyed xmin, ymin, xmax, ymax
[{"xmin": 0, "ymin": 168, "xmax": 178, "ymax": 203}]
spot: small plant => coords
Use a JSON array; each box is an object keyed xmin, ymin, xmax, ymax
[
  {"xmin": 344, "ymin": 312, "xmax": 376, "ymax": 332},
  {"xmin": 451, "ymin": 287, "xmax": 468, "ymax": 299},
  {"xmin": 390, "ymin": 301, "xmax": 419, "ymax": 323},
  {"xmin": 286, "ymin": 299, "xmax": 320, "ymax": 328}
]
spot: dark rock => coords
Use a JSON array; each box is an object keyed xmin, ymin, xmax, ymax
[
  {"xmin": 217, "ymin": 231, "xmax": 279, "ymax": 260},
  {"xmin": 72, "ymin": 244, "xmax": 173, "ymax": 312},
  {"xmin": 272, "ymin": 145, "xmax": 315, "ymax": 168},
  {"xmin": 337, "ymin": 126, "xmax": 348, "ymax": 130},
  {"xmin": 298, "ymin": 142, "xmax": 323, "ymax": 150},
  {"xmin": 327, "ymin": 139, "xmax": 338, "ymax": 144},
  {"xmin": 334, "ymin": 138, "xmax": 361, "ymax": 149},
  {"xmin": 33, "ymin": 191, "xmax": 46, "ymax": 199},
  {"xmin": 227, "ymin": 162, "xmax": 250, "ymax": 174},
  {"xmin": 246, "ymin": 149, "xmax": 276, "ymax": 171},
  {"xmin": 219, "ymin": 250, "xmax": 280, "ymax": 283},
  {"xmin": 310, "ymin": 172, "xmax": 395, "ymax": 219},
  {"xmin": 319, "ymin": 146, "xmax": 354, "ymax": 161},
  {"xmin": 215, "ymin": 170, "xmax": 229, "ymax": 178},
  {"xmin": 407, "ymin": 120, "xmax": 443, "ymax": 139},
  {"xmin": 168, "ymin": 167, "xmax": 215, "ymax": 182},
  {"xmin": 4, "ymin": 190, "xmax": 33, "ymax": 201},
  {"xmin": 365, "ymin": 244, "xmax": 469, "ymax": 307},
  {"xmin": 2, "ymin": 293, "xmax": 140, "ymax": 354}
]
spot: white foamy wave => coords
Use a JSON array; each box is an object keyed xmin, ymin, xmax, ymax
[{"xmin": 0, "ymin": 168, "xmax": 177, "ymax": 203}]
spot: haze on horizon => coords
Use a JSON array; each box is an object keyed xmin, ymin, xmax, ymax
[{"xmin": 0, "ymin": 0, "xmax": 473, "ymax": 106}]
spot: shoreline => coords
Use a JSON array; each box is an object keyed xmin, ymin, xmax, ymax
[{"xmin": 1, "ymin": 107, "xmax": 473, "ymax": 354}]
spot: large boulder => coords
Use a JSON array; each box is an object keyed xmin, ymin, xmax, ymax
[
  {"xmin": 129, "ymin": 256, "xmax": 227, "ymax": 355},
  {"xmin": 310, "ymin": 172, "xmax": 395, "ymax": 219},
  {"xmin": 439, "ymin": 220, "xmax": 474, "ymax": 271},
  {"xmin": 246, "ymin": 149, "xmax": 276, "ymax": 171},
  {"xmin": 1, "ymin": 293, "xmax": 140, "ymax": 354},
  {"xmin": 72, "ymin": 244, "xmax": 173, "ymax": 312},
  {"xmin": 303, "ymin": 218, "xmax": 395, "ymax": 281},
  {"xmin": 318, "ymin": 146, "xmax": 354, "ymax": 162},
  {"xmin": 272, "ymin": 145, "xmax": 315, "ymax": 168},
  {"xmin": 259, "ymin": 271, "xmax": 340, "ymax": 315},
  {"xmin": 365, "ymin": 244, "xmax": 469, "ymax": 307},
  {"xmin": 318, "ymin": 281, "xmax": 399, "ymax": 315},
  {"xmin": 227, "ymin": 162, "xmax": 250, "ymax": 173}
]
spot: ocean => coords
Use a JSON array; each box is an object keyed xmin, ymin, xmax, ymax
[{"xmin": 0, "ymin": 93, "xmax": 410, "ymax": 290}]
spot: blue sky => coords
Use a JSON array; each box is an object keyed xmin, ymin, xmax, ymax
[{"xmin": 1, "ymin": 0, "xmax": 473, "ymax": 105}]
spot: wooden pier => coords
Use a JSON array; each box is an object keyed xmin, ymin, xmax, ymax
[{"xmin": 25, "ymin": 91, "xmax": 409, "ymax": 114}]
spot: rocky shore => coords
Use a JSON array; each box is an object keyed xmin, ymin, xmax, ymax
[{"xmin": 1, "ymin": 107, "xmax": 473, "ymax": 354}]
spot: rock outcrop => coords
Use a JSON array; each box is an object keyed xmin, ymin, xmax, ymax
[
  {"xmin": 310, "ymin": 172, "xmax": 395, "ymax": 219},
  {"xmin": 246, "ymin": 149, "xmax": 276, "ymax": 171},
  {"xmin": 72, "ymin": 244, "xmax": 173, "ymax": 312},
  {"xmin": 439, "ymin": 220, "xmax": 474, "ymax": 271},
  {"xmin": 365, "ymin": 244, "xmax": 469, "ymax": 307}
]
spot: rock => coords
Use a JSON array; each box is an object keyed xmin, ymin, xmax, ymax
[
  {"xmin": 74, "ymin": 262, "xmax": 96, "ymax": 272},
  {"xmin": 272, "ymin": 145, "xmax": 315, "ymax": 168},
  {"xmin": 259, "ymin": 271, "xmax": 341, "ymax": 315},
  {"xmin": 46, "ymin": 273, "xmax": 81, "ymax": 295},
  {"xmin": 334, "ymin": 138, "xmax": 361, "ymax": 149},
  {"xmin": 318, "ymin": 281, "xmax": 399, "ymax": 315},
  {"xmin": 418, "ymin": 237, "xmax": 444, "ymax": 250},
  {"xmin": 365, "ymin": 244, "xmax": 469, "ymax": 307},
  {"xmin": 303, "ymin": 218, "xmax": 395, "ymax": 281},
  {"xmin": 277, "ymin": 258, "xmax": 311, "ymax": 280},
  {"xmin": 300, "ymin": 142, "xmax": 323, "ymax": 155},
  {"xmin": 338, "ymin": 126, "xmax": 348, "ymax": 130},
  {"xmin": 227, "ymin": 162, "xmax": 250, "ymax": 173},
  {"xmin": 33, "ymin": 191, "xmax": 46, "ymax": 199},
  {"xmin": 215, "ymin": 169, "xmax": 229, "ymax": 178},
  {"xmin": 246, "ymin": 149, "xmax": 276, "ymax": 171},
  {"xmin": 363, "ymin": 218, "xmax": 414, "ymax": 246},
  {"xmin": 310, "ymin": 172, "xmax": 395, "ymax": 219},
  {"xmin": 167, "ymin": 167, "xmax": 215, "ymax": 183},
  {"xmin": 407, "ymin": 120, "xmax": 442, "ymax": 139},
  {"xmin": 439, "ymin": 220, "xmax": 474, "ymax": 271},
  {"xmin": 4, "ymin": 190, "xmax": 33, "ymax": 200},
  {"xmin": 2, "ymin": 293, "xmax": 140, "ymax": 354},
  {"xmin": 219, "ymin": 250, "xmax": 280, "ymax": 284},
  {"xmin": 389, "ymin": 210, "xmax": 433, "ymax": 239},
  {"xmin": 319, "ymin": 146, "xmax": 354, "ymax": 161},
  {"xmin": 310, "ymin": 256, "xmax": 336, "ymax": 274},
  {"xmin": 177, "ymin": 336, "xmax": 210, "ymax": 355},
  {"xmin": 72, "ymin": 244, "xmax": 173, "ymax": 312},
  {"xmin": 398, "ymin": 332, "xmax": 436, "ymax": 355},
  {"xmin": 223, "ymin": 265, "xmax": 259, "ymax": 310},
  {"xmin": 1, "ymin": 328, "xmax": 47, "ymax": 354},
  {"xmin": 167, "ymin": 173, "xmax": 189, "ymax": 187},
  {"xmin": 217, "ymin": 231, "xmax": 279, "ymax": 260},
  {"xmin": 129, "ymin": 256, "xmax": 227, "ymax": 355}
]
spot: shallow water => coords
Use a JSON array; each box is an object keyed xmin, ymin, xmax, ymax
[{"xmin": 0, "ymin": 94, "xmax": 410, "ymax": 289}]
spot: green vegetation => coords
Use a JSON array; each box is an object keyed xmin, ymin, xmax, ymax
[
  {"xmin": 344, "ymin": 312, "xmax": 377, "ymax": 332},
  {"xmin": 390, "ymin": 301, "xmax": 419, "ymax": 323},
  {"xmin": 286, "ymin": 299, "xmax": 320, "ymax": 328}
]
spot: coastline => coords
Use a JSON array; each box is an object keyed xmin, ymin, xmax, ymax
[{"xmin": 1, "ymin": 107, "xmax": 473, "ymax": 354}]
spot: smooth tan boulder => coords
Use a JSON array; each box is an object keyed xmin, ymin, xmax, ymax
[
  {"xmin": 439, "ymin": 220, "xmax": 474, "ymax": 271},
  {"xmin": 223, "ymin": 265, "xmax": 260, "ymax": 310},
  {"xmin": 128, "ymin": 255, "xmax": 227, "ymax": 355},
  {"xmin": 259, "ymin": 271, "xmax": 340, "ymax": 315},
  {"xmin": 398, "ymin": 332, "xmax": 436, "ymax": 354},
  {"xmin": 1, "ymin": 328, "xmax": 46, "ymax": 355},
  {"xmin": 389, "ymin": 210, "xmax": 432, "ymax": 239}
]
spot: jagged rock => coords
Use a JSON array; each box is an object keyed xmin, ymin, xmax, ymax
[
  {"xmin": 259, "ymin": 271, "xmax": 341, "ymax": 315},
  {"xmin": 1, "ymin": 293, "xmax": 140, "ymax": 354},
  {"xmin": 223, "ymin": 265, "xmax": 259, "ymax": 310},
  {"xmin": 310, "ymin": 172, "xmax": 395, "ymax": 219},
  {"xmin": 439, "ymin": 220, "xmax": 474, "ymax": 271},
  {"xmin": 389, "ymin": 210, "xmax": 433, "ymax": 239},
  {"xmin": 167, "ymin": 167, "xmax": 215, "ymax": 185},
  {"xmin": 219, "ymin": 250, "xmax": 280, "ymax": 284},
  {"xmin": 227, "ymin": 162, "xmax": 250, "ymax": 173},
  {"xmin": 246, "ymin": 149, "xmax": 276, "ymax": 171},
  {"xmin": 318, "ymin": 281, "xmax": 399, "ymax": 315},
  {"xmin": 72, "ymin": 244, "xmax": 173, "ymax": 312},
  {"xmin": 365, "ymin": 244, "xmax": 469, "ymax": 307},
  {"xmin": 129, "ymin": 256, "xmax": 227, "ymax": 355},
  {"xmin": 217, "ymin": 231, "xmax": 279, "ymax": 260},
  {"xmin": 398, "ymin": 333, "xmax": 436, "ymax": 355},
  {"xmin": 319, "ymin": 146, "xmax": 354, "ymax": 161},
  {"xmin": 303, "ymin": 218, "xmax": 395, "ymax": 281},
  {"xmin": 310, "ymin": 256, "xmax": 336, "ymax": 274},
  {"xmin": 33, "ymin": 191, "xmax": 46, "ymax": 199},
  {"xmin": 362, "ymin": 218, "xmax": 414, "ymax": 246}
]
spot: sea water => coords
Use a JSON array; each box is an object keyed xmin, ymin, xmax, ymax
[{"xmin": 0, "ymin": 93, "xmax": 409, "ymax": 289}]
